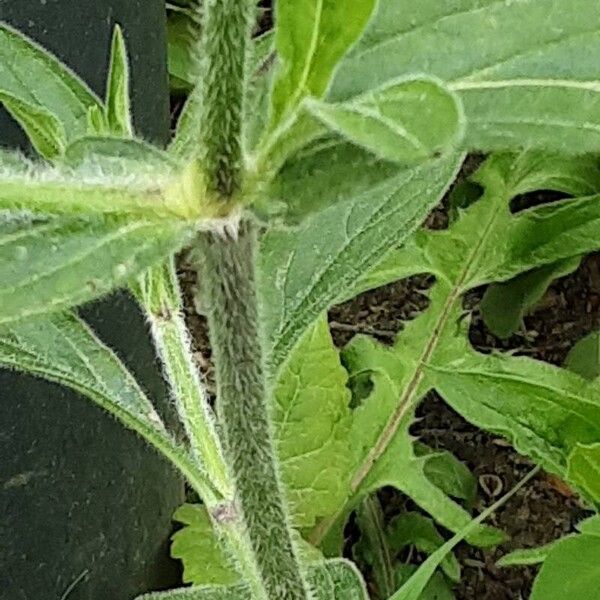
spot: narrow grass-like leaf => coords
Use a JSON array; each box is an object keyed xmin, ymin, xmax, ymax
[
  {"xmin": 105, "ymin": 25, "xmax": 133, "ymax": 137},
  {"xmin": 330, "ymin": 0, "xmax": 600, "ymax": 153},
  {"xmin": 0, "ymin": 23, "xmax": 101, "ymax": 140},
  {"xmin": 306, "ymin": 78, "xmax": 463, "ymax": 165},
  {"xmin": 0, "ymin": 91, "xmax": 66, "ymax": 159},
  {"xmin": 270, "ymin": 0, "xmax": 376, "ymax": 123}
]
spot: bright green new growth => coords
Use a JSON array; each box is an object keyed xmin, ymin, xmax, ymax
[{"xmin": 2, "ymin": 0, "xmax": 600, "ymax": 599}]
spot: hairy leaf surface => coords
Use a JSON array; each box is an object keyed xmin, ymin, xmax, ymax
[
  {"xmin": 0, "ymin": 23, "xmax": 101, "ymax": 141},
  {"xmin": 271, "ymin": 0, "xmax": 376, "ymax": 123},
  {"xmin": 330, "ymin": 0, "xmax": 600, "ymax": 153},
  {"xmin": 260, "ymin": 151, "xmax": 463, "ymax": 374}
]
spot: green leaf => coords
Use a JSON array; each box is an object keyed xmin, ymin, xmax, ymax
[
  {"xmin": 0, "ymin": 311, "xmax": 203, "ymax": 490},
  {"xmin": 143, "ymin": 559, "xmax": 367, "ymax": 599},
  {"xmin": 567, "ymin": 443, "xmax": 600, "ymax": 503},
  {"xmin": 0, "ymin": 23, "xmax": 102, "ymax": 140},
  {"xmin": 0, "ymin": 211, "xmax": 193, "ymax": 324},
  {"xmin": 272, "ymin": 316, "xmax": 354, "ymax": 528},
  {"xmin": 497, "ymin": 540, "xmax": 563, "ymax": 567},
  {"xmin": 0, "ymin": 92, "xmax": 66, "ymax": 159},
  {"xmin": 354, "ymin": 495, "xmax": 396, "ymax": 599},
  {"xmin": 394, "ymin": 565, "xmax": 455, "ymax": 600},
  {"xmin": 387, "ymin": 513, "xmax": 461, "ymax": 582},
  {"xmin": 389, "ymin": 469, "xmax": 537, "ymax": 600},
  {"xmin": 167, "ymin": 10, "xmax": 200, "ymax": 93},
  {"xmin": 415, "ymin": 444, "xmax": 477, "ymax": 505},
  {"xmin": 577, "ymin": 514, "xmax": 600, "ymax": 537},
  {"xmin": 481, "ymin": 257, "xmax": 581, "ymax": 339},
  {"xmin": 271, "ymin": 0, "xmax": 376, "ymax": 123},
  {"xmin": 306, "ymin": 78, "xmax": 463, "ymax": 165},
  {"xmin": 330, "ymin": 0, "xmax": 600, "ymax": 153},
  {"xmin": 105, "ymin": 25, "xmax": 133, "ymax": 137},
  {"xmin": 530, "ymin": 535, "xmax": 600, "ymax": 600},
  {"xmin": 565, "ymin": 332, "xmax": 600, "ymax": 381},
  {"xmin": 304, "ymin": 152, "xmax": 600, "ymax": 547},
  {"xmin": 171, "ymin": 504, "xmax": 239, "ymax": 586},
  {"xmin": 260, "ymin": 151, "xmax": 463, "ymax": 374}
]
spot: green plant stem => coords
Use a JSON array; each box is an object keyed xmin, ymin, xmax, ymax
[
  {"xmin": 196, "ymin": 220, "xmax": 311, "ymax": 600},
  {"xmin": 138, "ymin": 261, "xmax": 231, "ymax": 499},
  {"xmin": 196, "ymin": 0, "xmax": 253, "ymax": 197}
]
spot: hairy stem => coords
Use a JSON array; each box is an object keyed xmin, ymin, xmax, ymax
[
  {"xmin": 196, "ymin": 221, "xmax": 310, "ymax": 599},
  {"xmin": 137, "ymin": 261, "xmax": 230, "ymax": 499},
  {"xmin": 196, "ymin": 0, "xmax": 253, "ymax": 197}
]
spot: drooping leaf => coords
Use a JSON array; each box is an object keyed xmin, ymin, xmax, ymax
[
  {"xmin": 0, "ymin": 23, "xmax": 102, "ymax": 140},
  {"xmin": 567, "ymin": 443, "xmax": 600, "ymax": 503},
  {"xmin": 565, "ymin": 332, "xmax": 600, "ymax": 381},
  {"xmin": 0, "ymin": 311, "xmax": 201, "ymax": 478},
  {"xmin": 0, "ymin": 91, "xmax": 66, "ymax": 159},
  {"xmin": 270, "ymin": 0, "xmax": 376, "ymax": 124},
  {"xmin": 481, "ymin": 257, "xmax": 581, "ymax": 339},
  {"xmin": 0, "ymin": 211, "xmax": 194, "ymax": 324},
  {"xmin": 260, "ymin": 151, "xmax": 463, "ymax": 373},
  {"xmin": 529, "ymin": 535, "xmax": 600, "ymax": 600},
  {"xmin": 329, "ymin": 0, "xmax": 600, "ymax": 154},
  {"xmin": 105, "ymin": 25, "xmax": 133, "ymax": 137},
  {"xmin": 306, "ymin": 78, "xmax": 463, "ymax": 165},
  {"xmin": 272, "ymin": 316, "xmax": 353, "ymax": 528}
]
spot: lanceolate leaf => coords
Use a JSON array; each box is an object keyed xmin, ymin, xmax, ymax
[
  {"xmin": 0, "ymin": 212, "xmax": 194, "ymax": 324},
  {"xmin": 270, "ymin": 0, "xmax": 376, "ymax": 124},
  {"xmin": 0, "ymin": 92, "xmax": 66, "ymax": 159},
  {"xmin": 329, "ymin": 0, "xmax": 600, "ymax": 153},
  {"xmin": 0, "ymin": 23, "xmax": 101, "ymax": 141},
  {"xmin": 306, "ymin": 78, "xmax": 463, "ymax": 165},
  {"xmin": 105, "ymin": 25, "xmax": 133, "ymax": 137},
  {"xmin": 260, "ymin": 150, "xmax": 463, "ymax": 374}
]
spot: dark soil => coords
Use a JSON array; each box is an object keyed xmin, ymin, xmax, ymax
[{"xmin": 329, "ymin": 253, "xmax": 600, "ymax": 599}]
